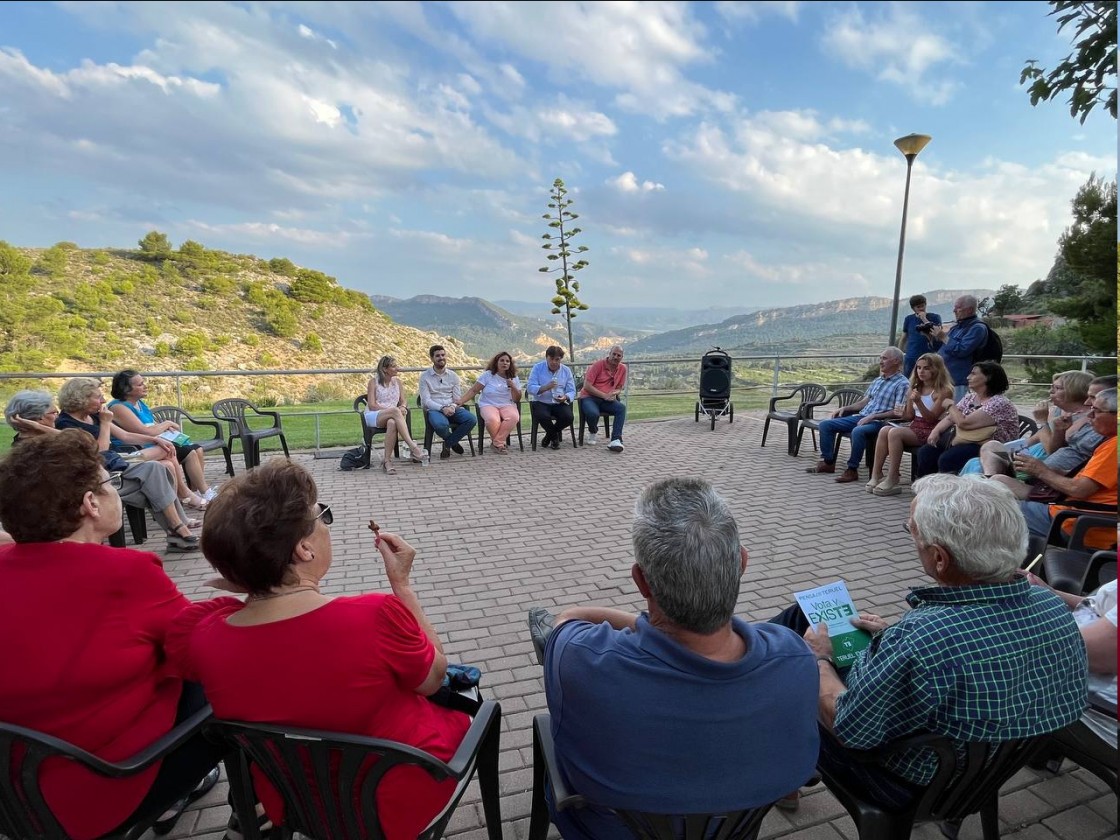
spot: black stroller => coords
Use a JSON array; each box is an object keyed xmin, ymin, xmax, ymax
[{"xmin": 695, "ymin": 347, "xmax": 734, "ymax": 430}]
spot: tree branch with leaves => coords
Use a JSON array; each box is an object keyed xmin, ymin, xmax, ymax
[{"xmin": 538, "ymin": 178, "xmax": 590, "ymax": 363}]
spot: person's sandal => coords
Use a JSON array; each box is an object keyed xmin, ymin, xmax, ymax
[
  {"xmin": 380, "ymin": 460, "xmax": 397, "ymax": 475},
  {"xmin": 167, "ymin": 525, "xmax": 200, "ymax": 552},
  {"xmin": 152, "ymin": 766, "xmax": 220, "ymax": 834}
]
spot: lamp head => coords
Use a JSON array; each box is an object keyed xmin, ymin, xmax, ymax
[{"xmin": 894, "ymin": 133, "xmax": 932, "ymax": 158}]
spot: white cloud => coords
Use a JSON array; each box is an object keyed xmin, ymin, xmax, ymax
[
  {"xmin": 609, "ymin": 172, "xmax": 666, "ymax": 193},
  {"xmin": 186, "ymin": 220, "xmax": 365, "ymax": 247}
]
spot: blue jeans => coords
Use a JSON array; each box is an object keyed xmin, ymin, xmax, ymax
[
  {"xmin": 819, "ymin": 415, "xmax": 882, "ymax": 469},
  {"xmin": 579, "ymin": 397, "xmax": 626, "ymax": 440},
  {"xmin": 426, "ymin": 407, "xmax": 476, "ymax": 447},
  {"xmin": 1019, "ymin": 501, "xmax": 1055, "ymax": 539}
]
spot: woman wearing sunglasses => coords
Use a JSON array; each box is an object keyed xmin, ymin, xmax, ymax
[
  {"xmin": 167, "ymin": 459, "xmax": 468, "ymax": 840},
  {"xmin": 0, "ymin": 430, "xmax": 221, "ymax": 839}
]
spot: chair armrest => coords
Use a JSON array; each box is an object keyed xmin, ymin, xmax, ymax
[
  {"xmin": 249, "ymin": 406, "xmax": 283, "ymax": 425},
  {"xmin": 766, "ymin": 390, "xmax": 800, "ymax": 413},
  {"xmin": 181, "ymin": 411, "xmax": 224, "ymax": 439},
  {"xmin": 1047, "ymin": 509, "xmax": 1118, "ymax": 548},
  {"xmin": 534, "ymin": 714, "xmax": 586, "ymax": 811},
  {"xmin": 443, "ymin": 700, "xmax": 500, "ymax": 777}
]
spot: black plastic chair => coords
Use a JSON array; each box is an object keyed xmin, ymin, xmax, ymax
[
  {"xmin": 794, "ymin": 388, "xmax": 866, "ymax": 460},
  {"xmin": 529, "ymin": 399, "xmax": 577, "ymax": 451},
  {"xmin": 762, "ymin": 383, "xmax": 827, "ymax": 456},
  {"xmin": 576, "ymin": 400, "xmax": 612, "ymax": 446},
  {"xmin": 475, "ymin": 402, "xmax": 524, "ymax": 454},
  {"xmin": 207, "ymin": 700, "xmax": 503, "ymax": 840},
  {"xmin": 0, "ymin": 704, "xmax": 213, "ymax": 840},
  {"xmin": 1047, "ymin": 709, "xmax": 1118, "ymax": 795},
  {"xmin": 151, "ymin": 405, "xmax": 236, "ymax": 477},
  {"xmin": 108, "ymin": 503, "xmax": 148, "ymax": 548},
  {"xmin": 528, "ymin": 714, "xmax": 772, "ymax": 840},
  {"xmin": 1038, "ymin": 509, "xmax": 1119, "ymax": 594},
  {"xmin": 212, "ymin": 399, "xmax": 289, "ymax": 470},
  {"xmin": 416, "ymin": 396, "xmax": 475, "ymax": 458},
  {"xmin": 817, "ymin": 728, "xmax": 1052, "ymax": 840},
  {"xmin": 354, "ymin": 395, "xmax": 411, "ymax": 461}
]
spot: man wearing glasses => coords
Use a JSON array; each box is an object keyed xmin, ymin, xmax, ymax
[
  {"xmin": 931, "ymin": 295, "xmax": 989, "ymax": 400},
  {"xmin": 1014, "ymin": 388, "xmax": 1117, "ymax": 548},
  {"xmin": 419, "ymin": 345, "xmax": 477, "ymax": 459}
]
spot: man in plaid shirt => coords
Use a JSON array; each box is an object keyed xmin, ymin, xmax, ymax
[
  {"xmin": 805, "ymin": 347, "xmax": 909, "ymax": 484},
  {"xmin": 803, "ymin": 475, "xmax": 1087, "ymax": 809}
]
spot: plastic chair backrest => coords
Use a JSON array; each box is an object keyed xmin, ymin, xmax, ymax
[{"xmin": 212, "ymin": 398, "xmax": 252, "ymax": 429}]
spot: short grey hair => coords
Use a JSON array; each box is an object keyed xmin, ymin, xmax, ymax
[
  {"xmin": 58, "ymin": 377, "xmax": 102, "ymax": 414},
  {"xmin": 881, "ymin": 346, "xmax": 904, "ymax": 363},
  {"xmin": 632, "ymin": 478, "xmax": 741, "ymax": 634},
  {"xmin": 5, "ymin": 390, "xmax": 54, "ymax": 431},
  {"xmin": 1094, "ymin": 388, "xmax": 1117, "ymax": 413},
  {"xmin": 911, "ymin": 474, "xmax": 1026, "ymax": 581},
  {"xmin": 956, "ymin": 294, "xmax": 978, "ymax": 311}
]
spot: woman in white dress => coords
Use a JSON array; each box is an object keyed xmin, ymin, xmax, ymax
[{"xmin": 365, "ymin": 356, "xmax": 427, "ymax": 474}]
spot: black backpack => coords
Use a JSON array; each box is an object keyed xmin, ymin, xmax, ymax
[
  {"xmin": 972, "ymin": 323, "xmax": 1004, "ymax": 364},
  {"xmin": 339, "ymin": 444, "xmax": 371, "ymax": 471}
]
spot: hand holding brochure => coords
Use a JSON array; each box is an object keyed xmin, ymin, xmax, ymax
[
  {"xmin": 793, "ymin": 579, "xmax": 872, "ymax": 668},
  {"xmin": 157, "ymin": 430, "xmax": 192, "ymax": 446}
]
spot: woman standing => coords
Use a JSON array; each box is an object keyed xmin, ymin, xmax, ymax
[
  {"xmin": 365, "ymin": 356, "xmax": 427, "ymax": 474},
  {"xmin": 867, "ymin": 353, "xmax": 953, "ymax": 495},
  {"xmin": 914, "ymin": 361, "xmax": 1019, "ymax": 478},
  {"xmin": 458, "ymin": 351, "xmax": 521, "ymax": 453}
]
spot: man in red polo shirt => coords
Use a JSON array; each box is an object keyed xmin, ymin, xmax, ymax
[{"xmin": 579, "ymin": 345, "xmax": 628, "ymax": 451}]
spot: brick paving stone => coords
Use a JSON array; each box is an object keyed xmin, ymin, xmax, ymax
[{"xmin": 137, "ymin": 414, "xmax": 1118, "ymax": 840}]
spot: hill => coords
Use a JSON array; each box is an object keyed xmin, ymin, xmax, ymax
[
  {"xmin": 624, "ymin": 289, "xmax": 996, "ymax": 357},
  {"xmin": 0, "ymin": 240, "xmax": 478, "ymax": 407},
  {"xmin": 370, "ymin": 294, "xmax": 641, "ymax": 361},
  {"xmin": 491, "ymin": 301, "xmax": 761, "ymax": 333}
]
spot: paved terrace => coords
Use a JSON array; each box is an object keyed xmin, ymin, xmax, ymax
[{"xmin": 148, "ymin": 411, "xmax": 1116, "ymax": 840}]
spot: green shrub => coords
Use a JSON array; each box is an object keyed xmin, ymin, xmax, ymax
[
  {"xmin": 138, "ymin": 230, "xmax": 173, "ymax": 260},
  {"xmin": 182, "ymin": 357, "xmax": 209, "ymax": 371},
  {"xmin": 145, "ymin": 317, "xmax": 161, "ymax": 337},
  {"xmin": 90, "ymin": 250, "xmax": 111, "ymax": 266},
  {"xmin": 269, "ymin": 257, "xmax": 298, "ymax": 277},
  {"xmin": 202, "ymin": 275, "xmax": 237, "ymax": 296},
  {"xmin": 289, "ymin": 268, "xmax": 336, "ymax": 303},
  {"xmin": 303, "ymin": 332, "xmax": 323, "ymax": 353},
  {"xmin": 154, "ymin": 341, "xmax": 171, "ymax": 357},
  {"xmin": 242, "ymin": 334, "xmax": 260, "ymax": 347},
  {"xmin": 174, "ymin": 333, "xmax": 208, "ymax": 356}
]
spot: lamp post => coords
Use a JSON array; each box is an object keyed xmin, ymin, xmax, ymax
[{"xmin": 887, "ymin": 133, "xmax": 932, "ymax": 347}]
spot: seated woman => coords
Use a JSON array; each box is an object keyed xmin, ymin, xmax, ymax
[
  {"xmin": 867, "ymin": 353, "xmax": 953, "ymax": 496},
  {"xmin": 914, "ymin": 361, "xmax": 1019, "ymax": 478},
  {"xmin": 458, "ymin": 350, "xmax": 521, "ymax": 453},
  {"xmin": 166, "ymin": 460, "xmax": 470, "ymax": 840},
  {"xmin": 365, "ymin": 355, "xmax": 427, "ymax": 474},
  {"xmin": 108, "ymin": 369, "xmax": 217, "ymax": 506},
  {"xmin": 0, "ymin": 431, "xmax": 221, "ymax": 839},
  {"xmin": 5, "ymin": 389, "xmax": 199, "ymax": 551},
  {"xmin": 961, "ymin": 370, "xmax": 1100, "ymax": 477}
]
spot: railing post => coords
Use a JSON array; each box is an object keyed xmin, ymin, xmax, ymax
[
  {"xmin": 314, "ymin": 414, "xmax": 321, "ymax": 454},
  {"xmin": 175, "ymin": 375, "xmax": 183, "ymax": 410},
  {"xmin": 771, "ymin": 356, "xmax": 781, "ymax": 397}
]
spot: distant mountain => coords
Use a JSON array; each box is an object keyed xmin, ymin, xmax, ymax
[
  {"xmin": 370, "ymin": 294, "xmax": 641, "ymax": 361},
  {"xmin": 624, "ymin": 289, "xmax": 995, "ymax": 357},
  {"xmin": 493, "ymin": 301, "xmax": 761, "ymax": 332}
]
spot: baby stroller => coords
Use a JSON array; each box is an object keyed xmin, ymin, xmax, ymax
[{"xmin": 695, "ymin": 347, "xmax": 734, "ymax": 430}]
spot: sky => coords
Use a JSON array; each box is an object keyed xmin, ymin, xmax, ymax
[{"xmin": 0, "ymin": 1, "xmax": 1115, "ymax": 311}]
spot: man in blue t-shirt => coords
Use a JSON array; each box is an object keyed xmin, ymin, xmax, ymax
[
  {"xmin": 534, "ymin": 478, "xmax": 820, "ymax": 839},
  {"xmin": 900, "ymin": 294, "xmax": 942, "ymax": 377}
]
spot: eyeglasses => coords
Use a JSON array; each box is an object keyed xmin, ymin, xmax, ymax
[
  {"xmin": 100, "ymin": 473, "xmax": 124, "ymax": 491},
  {"xmin": 902, "ymin": 521, "xmax": 912, "ymax": 534},
  {"xmin": 314, "ymin": 502, "xmax": 333, "ymax": 526},
  {"xmin": 1088, "ymin": 406, "xmax": 1117, "ymax": 416}
]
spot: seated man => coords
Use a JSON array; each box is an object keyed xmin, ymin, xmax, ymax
[
  {"xmin": 802, "ymin": 475, "xmax": 1087, "ymax": 809},
  {"xmin": 806, "ymin": 347, "xmax": 908, "ymax": 483},
  {"xmin": 1013, "ymin": 388, "xmax": 1117, "ymax": 549},
  {"xmin": 579, "ymin": 345, "xmax": 627, "ymax": 451},
  {"xmin": 419, "ymin": 344, "xmax": 477, "ymax": 459},
  {"xmin": 527, "ymin": 345, "xmax": 576, "ymax": 449},
  {"xmin": 533, "ymin": 477, "xmax": 820, "ymax": 839}
]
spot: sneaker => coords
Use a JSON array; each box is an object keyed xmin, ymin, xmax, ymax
[
  {"xmin": 586, "ymin": 432, "xmax": 598, "ymax": 445},
  {"xmin": 608, "ymin": 439, "xmax": 624, "ymax": 452},
  {"xmin": 440, "ymin": 444, "xmax": 451, "ymax": 460},
  {"xmin": 451, "ymin": 442, "xmax": 465, "ymax": 455},
  {"xmin": 202, "ymin": 487, "xmax": 219, "ymax": 502},
  {"xmin": 528, "ymin": 607, "xmax": 557, "ymax": 666}
]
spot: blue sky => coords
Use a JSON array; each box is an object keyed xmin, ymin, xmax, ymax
[{"xmin": 0, "ymin": 1, "xmax": 1114, "ymax": 310}]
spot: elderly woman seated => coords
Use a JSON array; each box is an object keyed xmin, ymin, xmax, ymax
[
  {"xmin": 166, "ymin": 459, "xmax": 471, "ymax": 839},
  {"xmin": 5, "ymin": 389, "xmax": 200, "ymax": 551},
  {"xmin": 0, "ymin": 431, "xmax": 221, "ymax": 839}
]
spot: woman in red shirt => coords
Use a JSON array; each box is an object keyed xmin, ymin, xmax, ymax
[
  {"xmin": 167, "ymin": 459, "xmax": 470, "ymax": 840},
  {"xmin": 0, "ymin": 430, "xmax": 220, "ymax": 839}
]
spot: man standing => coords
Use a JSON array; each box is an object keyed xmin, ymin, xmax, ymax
[
  {"xmin": 579, "ymin": 345, "xmax": 627, "ymax": 451},
  {"xmin": 531, "ymin": 478, "xmax": 819, "ymax": 839},
  {"xmin": 418, "ymin": 345, "xmax": 477, "ymax": 460},
  {"xmin": 527, "ymin": 346, "xmax": 576, "ymax": 449},
  {"xmin": 803, "ymin": 475, "xmax": 1086, "ymax": 810},
  {"xmin": 933, "ymin": 295, "xmax": 988, "ymax": 399},
  {"xmin": 899, "ymin": 294, "xmax": 942, "ymax": 377},
  {"xmin": 806, "ymin": 347, "xmax": 908, "ymax": 483}
]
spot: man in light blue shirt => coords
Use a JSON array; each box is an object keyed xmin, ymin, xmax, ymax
[{"xmin": 527, "ymin": 345, "xmax": 576, "ymax": 449}]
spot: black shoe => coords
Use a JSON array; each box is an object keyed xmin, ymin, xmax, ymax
[
  {"xmin": 528, "ymin": 607, "xmax": 556, "ymax": 665},
  {"xmin": 451, "ymin": 442, "xmax": 465, "ymax": 455},
  {"xmin": 152, "ymin": 767, "xmax": 220, "ymax": 834},
  {"xmin": 540, "ymin": 433, "xmax": 553, "ymax": 449},
  {"xmin": 440, "ymin": 445, "xmax": 451, "ymax": 460},
  {"xmin": 550, "ymin": 438, "xmax": 561, "ymax": 450}
]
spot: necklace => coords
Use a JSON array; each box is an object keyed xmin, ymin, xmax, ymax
[{"xmin": 248, "ymin": 584, "xmax": 320, "ymax": 601}]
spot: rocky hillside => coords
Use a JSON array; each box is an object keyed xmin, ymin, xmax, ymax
[{"xmin": 0, "ymin": 240, "xmax": 478, "ymax": 407}]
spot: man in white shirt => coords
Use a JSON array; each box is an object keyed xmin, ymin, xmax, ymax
[{"xmin": 418, "ymin": 345, "xmax": 477, "ymax": 459}]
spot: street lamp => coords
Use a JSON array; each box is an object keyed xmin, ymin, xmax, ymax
[{"xmin": 887, "ymin": 133, "xmax": 932, "ymax": 347}]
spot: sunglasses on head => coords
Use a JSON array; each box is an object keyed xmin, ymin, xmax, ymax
[{"xmin": 314, "ymin": 502, "xmax": 333, "ymax": 526}]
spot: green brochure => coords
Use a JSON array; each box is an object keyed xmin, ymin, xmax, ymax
[{"xmin": 794, "ymin": 580, "xmax": 872, "ymax": 668}]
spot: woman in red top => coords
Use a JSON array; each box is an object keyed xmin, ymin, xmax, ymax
[
  {"xmin": 0, "ymin": 431, "xmax": 220, "ymax": 839},
  {"xmin": 166, "ymin": 459, "xmax": 470, "ymax": 840}
]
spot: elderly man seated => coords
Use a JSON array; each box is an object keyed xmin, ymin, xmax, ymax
[
  {"xmin": 1010, "ymin": 388, "xmax": 1117, "ymax": 550},
  {"xmin": 796, "ymin": 475, "xmax": 1087, "ymax": 810},
  {"xmin": 529, "ymin": 477, "xmax": 820, "ymax": 838}
]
